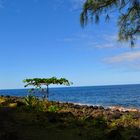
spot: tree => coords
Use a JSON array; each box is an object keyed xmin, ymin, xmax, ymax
[
  {"xmin": 23, "ymin": 77, "xmax": 72, "ymax": 99},
  {"xmin": 80, "ymin": 0, "xmax": 140, "ymax": 46}
]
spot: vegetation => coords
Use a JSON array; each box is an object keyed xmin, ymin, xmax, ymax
[
  {"xmin": 23, "ymin": 77, "xmax": 72, "ymax": 99},
  {"xmin": 81, "ymin": 0, "xmax": 140, "ymax": 46},
  {"xmin": 0, "ymin": 96, "xmax": 139, "ymax": 140},
  {"xmin": 48, "ymin": 105, "xmax": 60, "ymax": 113},
  {"xmin": 24, "ymin": 95, "xmax": 38, "ymax": 110}
]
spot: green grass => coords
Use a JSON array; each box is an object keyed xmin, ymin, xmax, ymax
[{"xmin": 0, "ymin": 96, "xmax": 140, "ymax": 140}]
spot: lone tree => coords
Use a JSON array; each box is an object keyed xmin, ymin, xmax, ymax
[
  {"xmin": 23, "ymin": 77, "xmax": 72, "ymax": 99},
  {"xmin": 80, "ymin": 0, "xmax": 140, "ymax": 46}
]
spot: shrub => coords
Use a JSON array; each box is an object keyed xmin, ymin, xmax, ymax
[
  {"xmin": 24, "ymin": 95, "xmax": 38, "ymax": 109},
  {"xmin": 110, "ymin": 115, "xmax": 138, "ymax": 128},
  {"xmin": 92, "ymin": 117, "xmax": 107, "ymax": 128},
  {"xmin": 48, "ymin": 105, "xmax": 60, "ymax": 113}
]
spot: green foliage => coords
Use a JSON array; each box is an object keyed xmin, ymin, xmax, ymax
[
  {"xmin": 23, "ymin": 77, "xmax": 72, "ymax": 99},
  {"xmin": 48, "ymin": 105, "xmax": 60, "ymax": 113},
  {"xmin": 24, "ymin": 95, "xmax": 37, "ymax": 109},
  {"xmin": 77, "ymin": 116, "xmax": 88, "ymax": 126},
  {"xmin": 92, "ymin": 117, "xmax": 107, "ymax": 128},
  {"xmin": 35, "ymin": 100, "xmax": 51, "ymax": 112},
  {"xmin": 110, "ymin": 115, "xmax": 138, "ymax": 128},
  {"xmin": 23, "ymin": 77, "xmax": 72, "ymax": 88},
  {"xmin": 79, "ymin": 116, "xmax": 88, "ymax": 122},
  {"xmin": 81, "ymin": 0, "xmax": 140, "ymax": 46}
]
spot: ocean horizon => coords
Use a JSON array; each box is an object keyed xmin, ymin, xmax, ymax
[{"xmin": 0, "ymin": 84, "xmax": 140, "ymax": 109}]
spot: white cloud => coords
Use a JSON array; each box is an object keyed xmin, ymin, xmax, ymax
[
  {"xmin": 92, "ymin": 43, "xmax": 116, "ymax": 49},
  {"xmin": 103, "ymin": 51, "xmax": 140, "ymax": 70},
  {"xmin": 104, "ymin": 51, "xmax": 140, "ymax": 63},
  {"xmin": 88, "ymin": 33, "xmax": 120, "ymax": 49},
  {"xmin": 57, "ymin": 33, "xmax": 95, "ymax": 43}
]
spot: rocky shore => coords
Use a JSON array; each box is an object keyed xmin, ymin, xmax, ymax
[
  {"xmin": 1, "ymin": 95, "xmax": 140, "ymax": 122},
  {"xmin": 0, "ymin": 95, "xmax": 140, "ymax": 140},
  {"xmin": 53, "ymin": 101, "xmax": 140, "ymax": 121}
]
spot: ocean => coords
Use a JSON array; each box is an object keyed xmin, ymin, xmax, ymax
[{"xmin": 0, "ymin": 84, "xmax": 140, "ymax": 109}]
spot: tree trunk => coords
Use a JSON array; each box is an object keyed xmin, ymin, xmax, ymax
[{"xmin": 46, "ymin": 85, "xmax": 49, "ymax": 99}]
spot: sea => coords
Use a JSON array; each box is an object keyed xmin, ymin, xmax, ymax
[{"xmin": 0, "ymin": 84, "xmax": 140, "ymax": 109}]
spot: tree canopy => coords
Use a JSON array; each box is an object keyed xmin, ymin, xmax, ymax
[
  {"xmin": 23, "ymin": 77, "xmax": 72, "ymax": 99},
  {"xmin": 80, "ymin": 0, "xmax": 140, "ymax": 46},
  {"xmin": 23, "ymin": 77, "xmax": 71, "ymax": 88}
]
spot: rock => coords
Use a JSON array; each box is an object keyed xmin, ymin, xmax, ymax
[
  {"xmin": 58, "ymin": 112, "xmax": 74, "ymax": 119},
  {"xmin": 112, "ymin": 111, "xmax": 122, "ymax": 119},
  {"xmin": 89, "ymin": 106, "xmax": 94, "ymax": 109},
  {"xmin": 16, "ymin": 101, "xmax": 25, "ymax": 107},
  {"xmin": 93, "ymin": 106, "xmax": 99, "ymax": 109},
  {"xmin": 8, "ymin": 103, "xmax": 17, "ymax": 108},
  {"xmin": 74, "ymin": 105, "xmax": 81, "ymax": 109},
  {"xmin": 98, "ymin": 106, "xmax": 104, "ymax": 110},
  {"xmin": 91, "ymin": 110, "xmax": 104, "ymax": 118}
]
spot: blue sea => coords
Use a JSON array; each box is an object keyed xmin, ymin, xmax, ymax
[{"xmin": 0, "ymin": 84, "xmax": 140, "ymax": 109}]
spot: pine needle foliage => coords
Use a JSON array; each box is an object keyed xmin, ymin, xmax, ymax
[{"xmin": 81, "ymin": 0, "xmax": 140, "ymax": 46}]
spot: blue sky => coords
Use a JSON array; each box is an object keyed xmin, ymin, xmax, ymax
[{"xmin": 0, "ymin": 0, "xmax": 140, "ymax": 89}]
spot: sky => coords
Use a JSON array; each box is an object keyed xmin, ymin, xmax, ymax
[{"xmin": 0, "ymin": 0, "xmax": 140, "ymax": 89}]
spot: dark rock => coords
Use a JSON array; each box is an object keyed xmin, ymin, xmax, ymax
[
  {"xmin": 74, "ymin": 105, "xmax": 81, "ymax": 109},
  {"xmin": 98, "ymin": 106, "xmax": 104, "ymax": 110},
  {"xmin": 16, "ymin": 101, "xmax": 25, "ymax": 107},
  {"xmin": 5, "ymin": 95, "xmax": 10, "ymax": 98},
  {"xmin": 58, "ymin": 112, "xmax": 74, "ymax": 119},
  {"xmin": 110, "ymin": 111, "xmax": 122, "ymax": 119},
  {"xmin": 89, "ymin": 106, "xmax": 94, "ymax": 109},
  {"xmin": 93, "ymin": 106, "xmax": 99, "ymax": 109}
]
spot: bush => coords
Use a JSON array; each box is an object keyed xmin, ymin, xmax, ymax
[
  {"xmin": 92, "ymin": 117, "xmax": 107, "ymax": 128},
  {"xmin": 48, "ymin": 105, "xmax": 60, "ymax": 113},
  {"xmin": 110, "ymin": 115, "xmax": 138, "ymax": 128},
  {"xmin": 24, "ymin": 95, "xmax": 38, "ymax": 110}
]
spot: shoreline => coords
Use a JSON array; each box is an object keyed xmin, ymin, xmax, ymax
[
  {"xmin": 49, "ymin": 100, "xmax": 140, "ymax": 113},
  {"xmin": 0, "ymin": 95, "xmax": 140, "ymax": 139},
  {"xmin": 71, "ymin": 102, "xmax": 139, "ymax": 112},
  {"xmin": 2, "ymin": 95, "xmax": 140, "ymax": 112}
]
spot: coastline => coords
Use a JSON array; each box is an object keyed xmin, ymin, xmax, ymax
[
  {"xmin": 1, "ymin": 85, "xmax": 140, "ymax": 110},
  {"xmin": 0, "ymin": 95, "xmax": 140, "ymax": 139},
  {"xmin": 55, "ymin": 101, "xmax": 140, "ymax": 112},
  {"xmin": 1, "ymin": 95, "xmax": 140, "ymax": 112}
]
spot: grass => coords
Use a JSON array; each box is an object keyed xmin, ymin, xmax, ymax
[{"xmin": 0, "ymin": 96, "xmax": 140, "ymax": 140}]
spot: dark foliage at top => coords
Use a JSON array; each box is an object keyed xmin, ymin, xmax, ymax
[{"xmin": 81, "ymin": 0, "xmax": 140, "ymax": 46}]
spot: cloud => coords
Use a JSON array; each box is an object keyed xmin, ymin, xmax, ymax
[
  {"xmin": 88, "ymin": 34, "xmax": 140, "ymax": 49},
  {"xmin": 57, "ymin": 33, "xmax": 95, "ymax": 43},
  {"xmin": 91, "ymin": 43, "xmax": 116, "ymax": 49},
  {"xmin": 57, "ymin": 32, "xmax": 125, "ymax": 50},
  {"xmin": 103, "ymin": 51, "xmax": 140, "ymax": 70},
  {"xmin": 104, "ymin": 51, "xmax": 140, "ymax": 63},
  {"xmin": 88, "ymin": 33, "xmax": 120, "ymax": 49}
]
